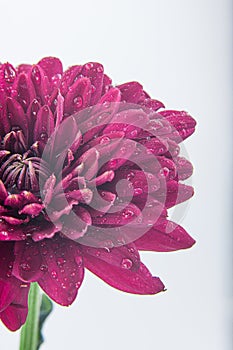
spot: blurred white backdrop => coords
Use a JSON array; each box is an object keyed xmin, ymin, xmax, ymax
[{"xmin": 0, "ymin": 0, "xmax": 232, "ymax": 349}]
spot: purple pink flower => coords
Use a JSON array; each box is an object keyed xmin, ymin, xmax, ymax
[{"xmin": 0, "ymin": 57, "xmax": 196, "ymax": 331}]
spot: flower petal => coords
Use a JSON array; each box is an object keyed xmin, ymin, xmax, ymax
[
  {"xmin": 134, "ymin": 220, "xmax": 195, "ymax": 252},
  {"xmin": 117, "ymin": 82, "xmax": 143, "ymax": 103},
  {"xmin": 38, "ymin": 236, "xmax": 84, "ymax": 306},
  {"xmin": 82, "ymin": 62, "xmax": 104, "ymax": 104},
  {"xmin": 12, "ymin": 240, "xmax": 44, "ymax": 282},
  {"xmin": 0, "ymin": 280, "xmax": 16, "ymax": 312},
  {"xmin": 83, "ymin": 251, "xmax": 165, "ymax": 295},
  {"xmin": 159, "ymin": 110, "xmax": 196, "ymax": 141},
  {"xmin": 38, "ymin": 57, "xmax": 63, "ymax": 89},
  {"xmin": 0, "ymin": 282, "xmax": 29, "ymax": 331}
]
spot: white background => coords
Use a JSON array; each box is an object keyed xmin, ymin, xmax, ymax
[{"xmin": 0, "ymin": 0, "xmax": 232, "ymax": 349}]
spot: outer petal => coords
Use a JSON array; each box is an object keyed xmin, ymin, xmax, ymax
[
  {"xmin": 134, "ymin": 220, "xmax": 195, "ymax": 252},
  {"xmin": 117, "ymin": 82, "xmax": 143, "ymax": 103},
  {"xmin": 156, "ymin": 180, "xmax": 194, "ymax": 208},
  {"xmin": 83, "ymin": 250, "xmax": 165, "ymax": 295},
  {"xmin": 38, "ymin": 57, "xmax": 63, "ymax": 90},
  {"xmin": 81, "ymin": 62, "xmax": 104, "ymax": 105},
  {"xmin": 0, "ymin": 280, "xmax": 15, "ymax": 312},
  {"xmin": 0, "ymin": 282, "xmax": 29, "ymax": 331},
  {"xmin": 38, "ymin": 236, "xmax": 84, "ymax": 306},
  {"xmin": 159, "ymin": 110, "xmax": 196, "ymax": 141}
]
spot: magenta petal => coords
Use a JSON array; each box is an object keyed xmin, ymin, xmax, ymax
[
  {"xmin": 31, "ymin": 65, "xmax": 49, "ymax": 104},
  {"xmin": 134, "ymin": 220, "xmax": 195, "ymax": 252},
  {"xmin": 98, "ymin": 87, "xmax": 121, "ymax": 104},
  {"xmin": 0, "ymin": 282, "xmax": 29, "ymax": 331},
  {"xmin": 102, "ymin": 74, "xmax": 112, "ymax": 94},
  {"xmin": 0, "ymin": 180, "xmax": 8, "ymax": 201},
  {"xmin": 160, "ymin": 110, "xmax": 196, "ymax": 141},
  {"xmin": 117, "ymin": 82, "xmax": 143, "ymax": 103},
  {"xmin": 165, "ymin": 181, "xmax": 194, "ymax": 208},
  {"xmin": 0, "ymin": 280, "xmax": 15, "ymax": 312},
  {"xmin": 19, "ymin": 203, "xmax": 44, "ymax": 216},
  {"xmin": 82, "ymin": 243, "xmax": 140, "ymax": 270},
  {"xmin": 140, "ymin": 98, "xmax": 165, "ymax": 111},
  {"xmin": 38, "ymin": 57, "xmax": 63, "ymax": 88},
  {"xmin": 64, "ymin": 77, "xmax": 92, "ymax": 114},
  {"xmin": 12, "ymin": 240, "xmax": 44, "ymax": 282},
  {"xmin": 33, "ymin": 105, "xmax": 54, "ymax": 143},
  {"xmin": 60, "ymin": 65, "xmax": 83, "ymax": 95},
  {"xmin": 83, "ymin": 251, "xmax": 165, "ymax": 294},
  {"xmin": 0, "ymin": 221, "xmax": 26, "ymax": 241},
  {"xmin": 38, "ymin": 236, "xmax": 84, "ymax": 306},
  {"xmin": 175, "ymin": 157, "xmax": 193, "ymax": 180},
  {"xmin": 13, "ymin": 72, "xmax": 36, "ymax": 110},
  {"xmin": 82, "ymin": 62, "xmax": 104, "ymax": 104},
  {"xmin": 6, "ymin": 98, "xmax": 29, "ymax": 138},
  {"xmin": 61, "ymin": 206, "xmax": 92, "ymax": 240}
]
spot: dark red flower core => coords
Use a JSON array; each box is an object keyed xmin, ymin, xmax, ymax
[{"xmin": 0, "ymin": 57, "xmax": 196, "ymax": 331}]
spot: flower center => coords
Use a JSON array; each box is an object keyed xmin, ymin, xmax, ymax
[{"xmin": 0, "ymin": 153, "xmax": 51, "ymax": 193}]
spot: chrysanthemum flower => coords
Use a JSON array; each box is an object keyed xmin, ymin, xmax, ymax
[{"xmin": 0, "ymin": 57, "xmax": 196, "ymax": 331}]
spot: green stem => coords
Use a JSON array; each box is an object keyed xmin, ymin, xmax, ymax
[{"xmin": 20, "ymin": 283, "xmax": 42, "ymax": 350}]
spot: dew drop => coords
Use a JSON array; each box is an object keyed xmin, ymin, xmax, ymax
[
  {"xmin": 42, "ymin": 249, "xmax": 48, "ymax": 256},
  {"xmin": 32, "ymin": 67, "xmax": 41, "ymax": 85},
  {"xmin": 127, "ymin": 171, "xmax": 135, "ymax": 181},
  {"xmin": 75, "ymin": 281, "xmax": 81, "ymax": 288},
  {"xmin": 40, "ymin": 264, "xmax": 48, "ymax": 272},
  {"xmin": 6, "ymin": 270, "xmax": 12, "ymax": 278},
  {"xmin": 96, "ymin": 65, "xmax": 104, "ymax": 73},
  {"xmin": 85, "ymin": 62, "xmax": 94, "ymax": 70},
  {"xmin": 147, "ymin": 173, "xmax": 154, "ymax": 179},
  {"xmin": 130, "ymin": 130, "xmax": 138, "ymax": 138},
  {"xmin": 75, "ymin": 256, "xmax": 83, "ymax": 267},
  {"xmin": 4, "ymin": 65, "xmax": 16, "ymax": 83},
  {"xmin": 120, "ymin": 146, "xmax": 126, "ymax": 154},
  {"xmin": 122, "ymin": 209, "xmax": 135, "ymax": 219},
  {"xmin": 56, "ymin": 257, "xmax": 66, "ymax": 267},
  {"xmin": 51, "ymin": 270, "xmax": 58, "ymax": 279},
  {"xmin": 61, "ymin": 283, "xmax": 66, "ymax": 289},
  {"xmin": 20, "ymin": 263, "xmax": 31, "ymax": 271},
  {"xmin": 134, "ymin": 187, "xmax": 143, "ymax": 195},
  {"xmin": 158, "ymin": 167, "xmax": 170, "ymax": 178},
  {"xmin": 73, "ymin": 96, "xmax": 83, "ymax": 108},
  {"xmin": 121, "ymin": 258, "xmax": 133, "ymax": 270},
  {"xmin": 91, "ymin": 85, "xmax": 96, "ymax": 93},
  {"xmin": 99, "ymin": 136, "xmax": 110, "ymax": 145}
]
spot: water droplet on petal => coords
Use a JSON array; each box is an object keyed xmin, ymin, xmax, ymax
[
  {"xmin": 130, "ymin": 130, "xmax": 138, "ymax": 138},
  {"xmin": 4, "ymin": 65, "xmax": 16, "ymax": 83},
  {"xmin": 159, "ymin": 167, "xmax": 170, "ymax": 178},
  {"xmin": 99, "ymin": 136, "xmax": 110, "ymax": 145},
  {"xmin": 75, "ymin": 256, "xmax": 83, "ymax": 267},
  {"xmin": 32, "ymin": 67, "xmax": 41, "ymax": 85},
  {"xmin": 85, "ymin": 63, "xmax": 94, "ymax": 70},
  {"xmin": 57, "ymin": 257, "xmax": 66, "ymax": 267},
  {"xmin": 75, "ymin": 281, "xmax": 81, "ymax": 288},
  {"xmin": 96, "ymin": 65, "xmax": 103, "ymax": 73},
  {"xmin": 20, "ymin": 263, "xmax": 31, "ymax": 271},
  {"xmin": 91, "ymin": 85, "xmax": 96, "ymax": 93},
  {"xmin": 122, "ymin": 209, "xmax": 135, "ymax": 219},
  {"xmin": 40, "ymin": 132, "xmax": 48, "ymax": 141},
  {"xmin": 127, "ymin": 171, "xmax": 135, "ymax": 181},
  {"xmin": 134, "ymin": 187, "xmax": 143, "ymax": 195},
  {"xmin": 51, "ymin": 270, "xmax": 58, "ymax": 279},
  {"xmin": 73, "ymin": 96, "xmax": 83, "ymax": 108},
  {"xmin": 40, "ymin": 264, "xmax": 48, "ymax": 272},
  {"xmin": 121, "ymin": 258, "xmax": 133, "ymax": 269}
]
